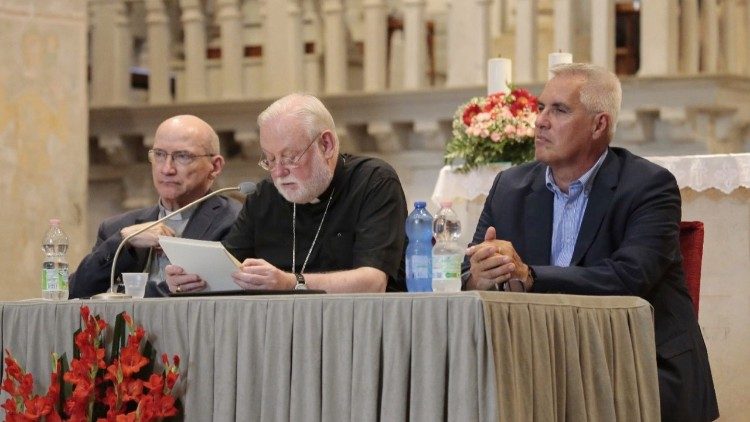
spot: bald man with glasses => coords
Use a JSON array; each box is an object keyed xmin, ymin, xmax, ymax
[
  {"xmin": 165, "ymin": 93, "xmax": 408, "ymax": 294},
  {"xmin": 69, "ymin": 115, "xmax": 242, "ymax": 298}
]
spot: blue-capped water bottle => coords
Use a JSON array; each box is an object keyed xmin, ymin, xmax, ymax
[{"xmin": 405, "ymin": 201, "xmax": 433, "ymax": 292}]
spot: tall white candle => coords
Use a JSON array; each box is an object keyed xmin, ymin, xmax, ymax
[
  {"xmin": 487, "ymin": 58, "xmax": 512, "ymax": 95},
  {"xmin": 548, "ymin": 52, "xmax": 573, "ymax": 79}
]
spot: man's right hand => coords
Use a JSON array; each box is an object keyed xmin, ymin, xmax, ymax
[
  {"xmin": 120, "ymin": 222, "xmax": 175, "ymax": 248},
  {"xmin": 165, "ymin": 264, "xmax": 207, "ymax": 293},
  {"xmin": 465, "ymin": 227, "xmax": 514, "ymax": 290}
]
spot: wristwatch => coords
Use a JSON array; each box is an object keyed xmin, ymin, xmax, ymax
[{"xmin": 293, "ymin": 273, "xmax": 308, "ymax": 290}]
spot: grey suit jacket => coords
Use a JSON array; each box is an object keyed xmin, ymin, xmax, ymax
[
  {"xmin": 69, "ymin": 195, "xmax": 241, "ymax": 298},
  {"xmin": 468, "ymin": 147, "xmax": 718, "ymax": 421}
]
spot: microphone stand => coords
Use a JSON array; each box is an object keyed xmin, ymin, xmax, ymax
[{"xmin": 92, "ymin": 183, "xmax": 254, "ymax": 300}]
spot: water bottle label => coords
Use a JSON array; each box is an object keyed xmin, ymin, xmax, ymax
[
  {"xmin": 407, "ymin": 255, "xmax": 430, "ymax": 279},
  {"xmin": 42, "ymin": 268, "xmax": 57, "ymax": 290},
  {"xmin": 432, "ymin": 254, "xmax": 462, "ymax": 279},
  {"xmin": 42, "ymin": 268, "xmax": 69, "ymax": 291}
]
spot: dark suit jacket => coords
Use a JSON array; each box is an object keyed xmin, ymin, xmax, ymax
[
  {"xmin": 469, "ymin": 147, "xmax": 718, "ymax": 421},
  {"xmin": 69, "ymin": 195, "xmax": 241, "ymax": 298}
]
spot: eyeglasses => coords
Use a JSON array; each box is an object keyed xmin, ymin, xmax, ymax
[
  {"xmin": 257, "ymin": 132, "xmax": 323, "ymax": 172},
  {"xmin": 148, "ymin": 149, "xmax": 213, "ymax": 166}
]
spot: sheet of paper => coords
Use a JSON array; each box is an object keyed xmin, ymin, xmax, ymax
[{"xmin": 158, "ymin": 236, "xmax": 240, "ymax": 292}]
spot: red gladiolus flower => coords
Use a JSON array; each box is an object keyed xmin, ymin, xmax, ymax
[
  {"xmin": 143, "ymin": 374, "xmax": 164, "ymax": 393},
  {"xmin": 119, "ymin": 348, "xmax": 149, "ymax": 378},
  {"xmin": 173, "ymin": 355, "xmax": 180, "ymax": 367},
  {"xmin": 22, "ymin": 396, "xmax": 53, "ymax": 419},
  {"xmin": 462, "ymin": 103, "xmax": 481, "ymax": 126},
  {"xmin": 2, "ymin": 306, "xmax": 182, "ymax": 421},
  {"xmin": 115, "ymin": 412, "xmax": 138, "ymax": 422}
]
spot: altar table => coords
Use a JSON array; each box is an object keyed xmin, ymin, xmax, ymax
[{"xmin": 0, "ymin": 292, "xmax": 659, "ymax": 421}]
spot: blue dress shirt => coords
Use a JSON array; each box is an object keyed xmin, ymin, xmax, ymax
[{"xmin": 545, "ymin": 150, "xmax": 608, "ymax": 266}]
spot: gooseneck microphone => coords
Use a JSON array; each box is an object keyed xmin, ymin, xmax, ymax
[{"xmin": 92, "ymin": 182, "xmax": 257, "ymax": 300}]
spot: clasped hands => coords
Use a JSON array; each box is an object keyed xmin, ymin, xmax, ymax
[
  {"xmin": 466, "ymin": 227, "xmax": 533, "ymax": 292},
  {"xmin": 165, "ymin": 258, "xmax": 296, "ymax": 294}
]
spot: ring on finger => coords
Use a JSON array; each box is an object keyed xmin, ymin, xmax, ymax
[{"xmin": 176, "ymin": 285, "xmax": 182, "ymax": 293}]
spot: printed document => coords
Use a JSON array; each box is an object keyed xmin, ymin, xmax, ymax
[{"xmin": 158, "ymin": 236, "xmax": 240, "ymax": 291}]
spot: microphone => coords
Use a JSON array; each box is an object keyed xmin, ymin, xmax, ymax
[{"xmin": 92, "ymin": 181, "xmax": 257, "ymax": 299}]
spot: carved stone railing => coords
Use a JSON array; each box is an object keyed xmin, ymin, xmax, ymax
[{"xmin": 88, "ymin": 0, "xmax": 750, "ymax": 107}]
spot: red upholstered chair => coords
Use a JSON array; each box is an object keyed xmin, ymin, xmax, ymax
[{"xmin": 679, "ymin": 221, "xmax": 705, "ymax": 316}]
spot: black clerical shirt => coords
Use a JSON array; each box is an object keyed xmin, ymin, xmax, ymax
[{"xmin": 223, "ymin": 154, "xmax": 408, "ymax": 291}]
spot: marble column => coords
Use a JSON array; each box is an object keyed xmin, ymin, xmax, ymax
[
  {"xmin": 702, "ymin": 0, "xmax": 719, "ymax": 73},
  {"xmin": 680, "ymin": 0, "xmax": 700, "ymax": 74},
  {"xmin": 322, "ymin": 0, "xmax": 347, "ymax": 93},
  {"xmin": 553, "ymin": 0, "xmax": 573, "ymax": 54},
  {"xmin": 302, "ymin": 0, "xmax": 322, "ymax": 93},
  {"xmin": 722, "ymin": 0, "xmax": 741, "ymax": 74},
  {"xmin": 180, "ymin": 0, "xmax": 208, "ymax": 101},
  {"xmin": 145, "ymin": 0, "xmax": 171, "ymax": 103},
  {"xmin": 262, "ymin": 0, "xmax": 304, "ymax": 96},
  {"xmin": 446, "ymin": 0, "xmax": 490, "ymax": 87},
  {"xmin": 217, "ymin": 0, "xmax": 243, "ymax": 99},
  {"xmin": 0, "ymin": 0, "xmax": 88, "ymax": 299},
  {"xmin": 363, "ymin": 0, "xmax": 388, "ymax": 91},
  {"xmin": 90, "ymin": 0, "xmax": 131, "ymax": 105},
  {"xmin": 590, "ymin": 0, "xmax": 615, "ymax": 71},
  {"xmin": 639, "ymin": 0, "xmax": 678, "ymax": 76},
  {"xmin": 515, "ymin": 0, "xmax": 537, "ymax": 83},
  {"xmin": 403, "ymin": 0, "xmax": 426, "ymax": 89}
]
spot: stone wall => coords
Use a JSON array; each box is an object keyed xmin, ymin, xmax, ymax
[{"xmin": 0, "ymin": 1, "xmax": 88, "ymax": 300}]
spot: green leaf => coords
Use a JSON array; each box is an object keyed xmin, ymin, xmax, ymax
[{"xmin": 110, "ymin": 312, "xmax": 128, "ymax": 361}]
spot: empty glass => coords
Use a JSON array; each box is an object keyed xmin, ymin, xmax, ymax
[{"xmin": 122, "ymin": 273, "xmax": 148, "ymax": 298}]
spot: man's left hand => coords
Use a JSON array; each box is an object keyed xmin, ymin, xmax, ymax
[
  {"xmin": 466, "ymin": 227, "xmax": 534, "ymax": 291},
  {"xmin": 232, "ymin": 258, "xmax": 296, "ymax": 290}
]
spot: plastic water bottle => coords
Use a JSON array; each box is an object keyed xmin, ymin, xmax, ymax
[
  {"xmin": 405, "ymin": 201, "xmax": 433, "ymax": 292},
  {"xmin": 432, "ymin": 201, "xmax": 462, "ymax": 292},
  {"xmin": 41, "ymin": 218, "xmax": 69, "ymax": 300}
]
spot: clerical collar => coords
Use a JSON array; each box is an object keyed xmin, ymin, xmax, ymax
[{"xmin": 158, "ymin": 198, "xmax": 197, "ymax": 221}]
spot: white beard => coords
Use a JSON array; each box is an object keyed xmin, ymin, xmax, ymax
[{"xmin": 274, "ymin": 151, "xmax": 333, "ymax": 203}]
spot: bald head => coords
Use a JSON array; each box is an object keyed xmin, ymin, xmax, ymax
[
  {"xmin": 151, "ymin": 115, "xmax": 225, "ymax": 209},
  {"xmin": 154, "ymin": 115, "xmax": 220, "ymax": 155}
]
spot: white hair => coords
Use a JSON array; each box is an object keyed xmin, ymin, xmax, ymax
[
  {"xmin": 257, "ymin": 93, "xmax": 338, "ymax": 148},
  {"xmin": 550, "ymin": 63, "xmax": 622, "ymax": 138}
]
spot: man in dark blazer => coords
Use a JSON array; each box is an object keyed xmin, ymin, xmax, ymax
[
  {"xmin": 69, "ymin": 115, "xmax": 241, "ymax": 298},
  {"xmin": 465, "ymin": 63, "xmax": 718, "ymax": 421}
]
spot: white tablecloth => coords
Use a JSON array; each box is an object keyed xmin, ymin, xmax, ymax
[{"xmin": 432, "ymin": 153, "xmax": 750, "ymax": 204}]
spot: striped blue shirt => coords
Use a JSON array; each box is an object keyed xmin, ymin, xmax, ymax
[{"xmin": 545, "ymin": 150, "xmax": 608, "ymax": 267}]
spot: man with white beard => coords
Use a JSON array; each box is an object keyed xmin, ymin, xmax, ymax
[{"xmin": 165, "ymin": 93, "xmax": 408, "ymax": 293}]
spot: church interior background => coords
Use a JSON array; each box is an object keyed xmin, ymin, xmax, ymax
[{"xmin": 1, "ymin": 0, "xmax": 749, "ymax": 418}]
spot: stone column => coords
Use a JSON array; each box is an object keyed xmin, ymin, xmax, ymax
[
  {"xmin": 552, "ymin": 0, "xmax": 573, "ymax": 54},
  {"xmin": 0, "ymin": 1, "xmax": 88, "ymax": 298},
  {"xmin": 446, "ymin": 0, "xmax": 490, "ymax": 87},
  {"xmin": 302, "ymin": 0, "xmax": 322, "ymax": 93},
  {"xmin": 515, "ymin": 0, "xmax": 537, "ymax": 83},
  {"xmin": 322, "ymin": 0, "xmax": 347, "ymax": 93},
  {"xmin": 90, "ymin": 0, "xmax": 131, "ymax": 105},
  {"xmin": 702, "ymin": 0, "xmax": 719, "ymax": 73},
  {"xmin": 262, "ymin": 0, "xmax": 304, "ymax": 96},
  {"xmin": 590, "ymin": 0, "xmax": 615, "ymax": 71},
  {"xmin": 722, "ymin": 0, "xmax": 741, "ymax": 74},
  {"xmin": 180, "ymin": 0, "xmax": 207, "ymax": 101},
  {"xmin": 403, "ymin": 0, "xmax": 426, "ymax": 89},
  {"xmin": 680, "ymin": 0, "xmax": 700, "ymax": 74},
  {"xmin": 639, "ymin": 0, "xmax": 678, "ymax": 76},
  {"xmin": 363, "ymin": 0, "xmax": 388, "ymax": 91},
  {"xmin": 145, "ymin": 0, "xmax": 171, "ymax": 103},
  {"xmin": 217, "ymin": 0, "xmax": 243, "ymax": 99}
]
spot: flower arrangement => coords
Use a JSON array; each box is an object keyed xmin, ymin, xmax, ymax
[
  {"xmin": 2, "ymin": 306, "xmax": 181, "ymax": 421},
  {"xmin": 444, "ymin": 88, "xmax": 539, "ymax": 172}
]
